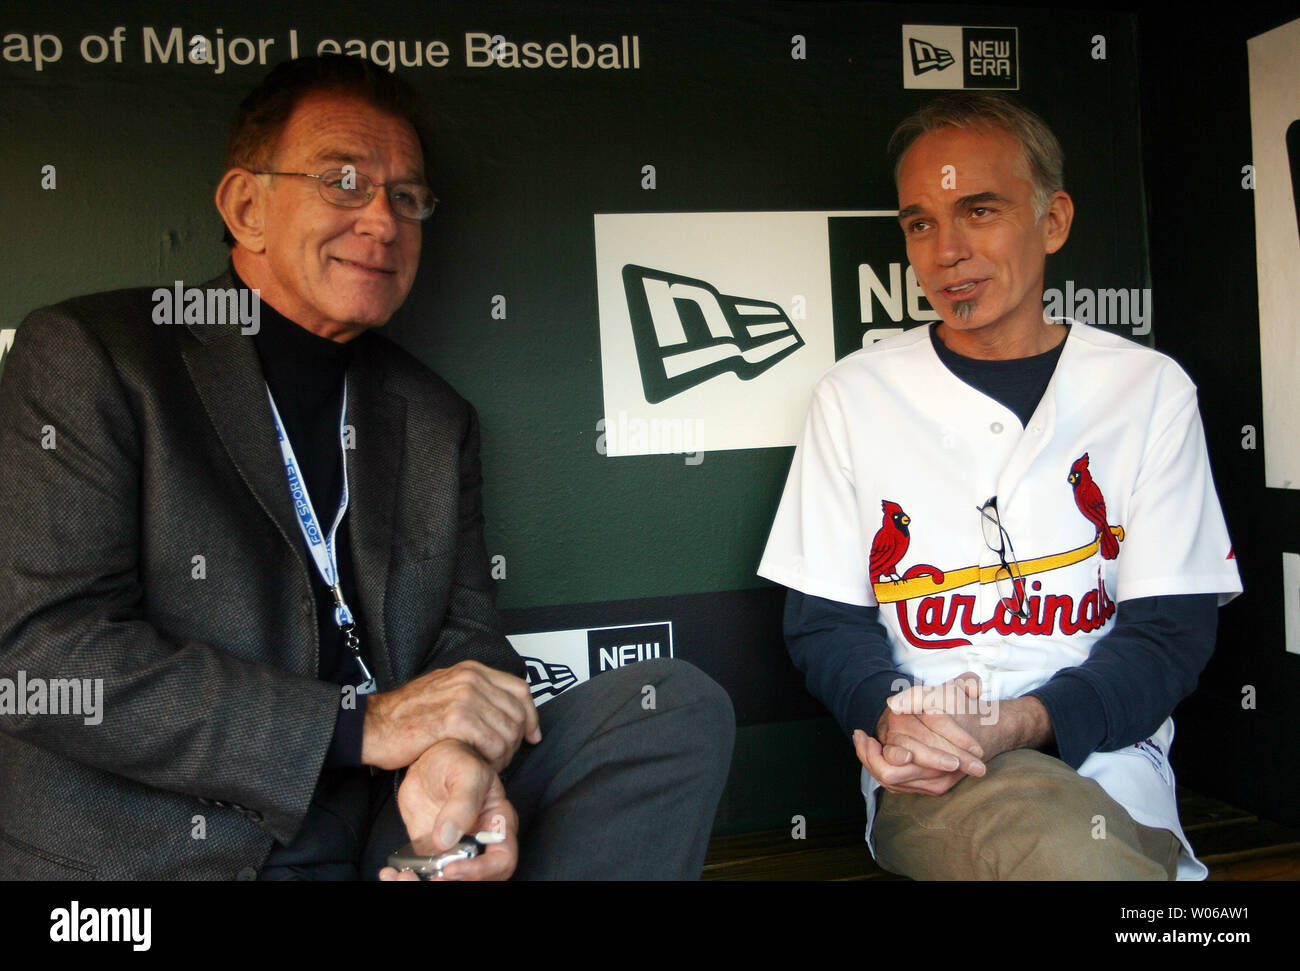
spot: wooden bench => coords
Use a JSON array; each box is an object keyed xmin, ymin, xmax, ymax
[{"xmin": 702, "ymin": 789, "xmax": 1300, "ymax": 880}]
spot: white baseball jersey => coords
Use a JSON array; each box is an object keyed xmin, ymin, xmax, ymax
[{"xmin": 758, "ymin": 319, "xmax": 1242, "ymax": 879}]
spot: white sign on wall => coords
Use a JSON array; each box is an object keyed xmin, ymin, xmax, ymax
[{"xmin": 1248, "ymin": 18, "xmax": 1300, "ymax": 490}]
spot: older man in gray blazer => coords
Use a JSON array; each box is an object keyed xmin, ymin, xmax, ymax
[{"xmin": 0, "ymin": 55, "xmax": 733, "ymax": 881}]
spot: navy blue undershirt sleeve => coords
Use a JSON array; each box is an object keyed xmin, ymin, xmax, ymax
[
  {"xmin": 1028, "ymin": 593, "xmax": 1218, "ymax": 768},
  {"xmin": 783, "ymin": 590, "xmax": 910, "ymax": 739}
]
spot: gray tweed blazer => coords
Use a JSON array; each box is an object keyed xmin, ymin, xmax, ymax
[{"xmin": 0, "ymin": 271, "xmax": 524, "ymax": 879}]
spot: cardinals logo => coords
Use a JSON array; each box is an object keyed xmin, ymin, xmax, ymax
[
  {"xmin": 868, "ymin": 455, "xmax": 1126, "ymax": 648},
  {"xmin": 1068, "ymin": 453, "xmax": 1119, "ymax": 559},
  {"xmin": 870, "ymin": 501, "xmax": 911, "ymax": 581}
]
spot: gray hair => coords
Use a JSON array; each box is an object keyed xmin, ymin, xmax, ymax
[{"xmin": 888, "ymin": 93, "xmax": 1065, "ymax": 220}]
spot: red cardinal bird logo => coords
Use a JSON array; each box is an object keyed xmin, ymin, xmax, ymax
[
  {"xmin": 1068, "ymin": 453, "xmax": 1119, "ymax": 559},
  {"xmin": 870, "ymin": 500, "xmax": 911, "ymax": 581}
]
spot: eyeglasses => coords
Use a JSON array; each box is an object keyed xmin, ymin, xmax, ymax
[
  {"xmin": 978, "ymin": 497, "xmax": 1029, "ymax": 619},
  {"xmin": 252, "ymin": 168, "xmax": 437, "ymax": 222}
]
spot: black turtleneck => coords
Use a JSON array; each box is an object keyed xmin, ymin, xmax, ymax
[{"xmin": 234, "ymin": 265, "xmax": 367, "ymax": 768}]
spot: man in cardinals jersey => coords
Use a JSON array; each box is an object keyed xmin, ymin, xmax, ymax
[{"xmin": 758, "ymin": 94, "xmax": 1242, "ymax": 879}]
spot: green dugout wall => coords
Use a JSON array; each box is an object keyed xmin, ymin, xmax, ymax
[{"xmin": 2, "ymin": 0, "xmax": 1296, "ymax": 836}]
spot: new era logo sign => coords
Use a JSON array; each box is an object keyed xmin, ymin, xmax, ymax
[
  {"xmin": 508, "ymin": 621, "xmax": 675, "ymax": 705},
  {"xmin": 587, "ymin": 622, "xmax": 672, "ymax": 674},
  {"xmin": 594, "ymin": 211, "xmax": 838, "ymax": 455},
  {"xmin": 909, "ymin": 38, "xmax": 954, "ymax": 75},
  {"xmin": 622, "ymin": 264, "xmax": 805, "ymax": 403},
  {"xmin": 902, "ymin": 25, "xmax": 1018, "ymax": 90}
]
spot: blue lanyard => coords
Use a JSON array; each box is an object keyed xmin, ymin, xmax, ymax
[{"xmin": 266, "ymin": 383, "xmax": 376, "ymax": 694}]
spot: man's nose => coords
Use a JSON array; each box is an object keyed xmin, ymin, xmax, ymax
[
  {"xmin": 933, "ymin": 218, "xmax": 970, "ymax": 266},
  {"xmin": 354, "ymin": 187, "xmax": 400, "ymax": 242}
]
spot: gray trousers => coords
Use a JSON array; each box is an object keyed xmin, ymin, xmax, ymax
[{"xmin": 356, "ymin": 658, "xmax": 735, "ymax": 880}]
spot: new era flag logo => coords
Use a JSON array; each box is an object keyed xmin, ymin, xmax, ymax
[
  {"xmin": 902, "ymin": 25, "xmax": 1018, "ymax": 89},
  {"xmin": 522, "ymin": 656, "xmax": 578, "ymax": 701},
  {"xmin": 909, "ymin": 38, "xmax": 954, "ymax": 74},
  {"xmin": 594, "ymin": 210, "xmax": 839, "ymax": 455},
  {"xmin": 622, "ymin": 264, "xmax": 805, "ymax": 403}
]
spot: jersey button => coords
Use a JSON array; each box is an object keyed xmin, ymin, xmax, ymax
[{"xmin": 990, "ymin": 421, "xmax": 1004, "ymax": 434}]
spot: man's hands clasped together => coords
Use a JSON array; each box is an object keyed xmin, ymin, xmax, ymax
[
  {"xmin": 364, "ymin": 660, "xmax": 540, "ymax": 881},
  {"xmin": 853, "ymin": 672, "xmax": 1052, "ymax": 797}
]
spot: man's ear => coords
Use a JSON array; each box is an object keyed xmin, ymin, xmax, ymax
[
  {"xmin": 215, "ymin": 168, "xmax": 267, "ymax": 254},
  {"xmin": 1042, "ymin": 189, "xmax": 1074, "ymax": 255}
]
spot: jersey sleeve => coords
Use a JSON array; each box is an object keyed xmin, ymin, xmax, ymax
[
  {"xmin": 758, "ymin": 378, "xmax": 876, "ymax": 607},
  {"xmin": 1115, "ymin": 380, "xmax": 1242, "ymax": 606}
]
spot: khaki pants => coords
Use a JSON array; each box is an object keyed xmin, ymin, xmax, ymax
[{"xmin": 872, "ymin": 749, "xmax": 1182, "ymax": 880}]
